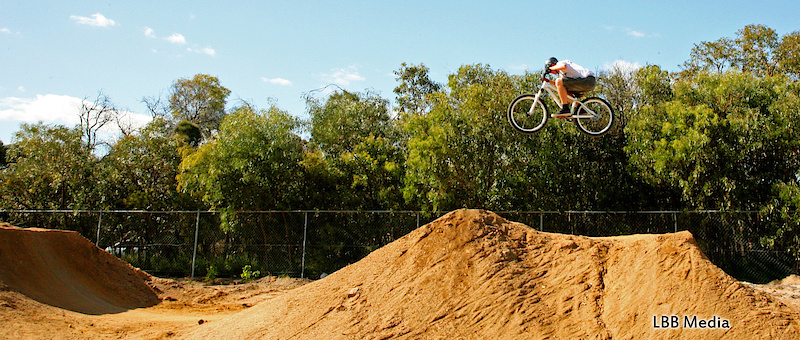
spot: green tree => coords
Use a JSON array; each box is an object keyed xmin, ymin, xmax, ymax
[
  {"xmin": 0, "ymin": 140, "xmax": 6, "ymax": 168},
  {"xmin": 335, "ymin": 135, "xmax": 406, "ymax": 210},
  {"xmin": 401, "ymin": 64, "xmax": 649, "ymax": 212},
  {"xmin": 178, "ymin": 104, "xmax": 306, "ymax": 274},
  {"xmin": 178, "ymin": 104, "xmax": 305, "ymax": 224},
  {"xmin": 393, "ymin": 62, "xmax": 442, "ymax": 116},
  {"xmin": 402, "ymin": 64, "xmax": 521, "ymax": 211},
  {"xmin": 0, "ymin": 123, "xmax": 98, "ymax": 213},
  {"xmin": 682, "ymin": 37, "xmax": 737, "ymax": 74},
  {"xmin": 776, "ymin": 31, "xmax": 800, "ymax": 80},
  {"xmin": 303, "ymin": 89, "xmax": 405, "ymax": 209},
  {"xmin": 764, "ymin": 180, "xmax": 800, "ymax": 264},
  {"xmin": 306, "ymin": 89, "xmax": 393, "ymax": 155},
  {"xmin": 97, "ymin": 118, "xmax": 201, "ymax": 259},
  {"xmin": 625, "ymin": 100, "xmax": 720, "ymax": 208},
  {"xmin": 635, "ymin": 64, "xmax": 674, "ymax": 105},
  {"xmin": 595, "ymin": 61, "xmax": 640, "ymax": 125},
  {"xmin": 174, "ymin": 120, "xmax": 203, "ymax": 147},
  {"xmin": 626, "ymin": 71, "xmax": 797, "ymax": 209},
  {"xmin": 168, "ymin": 74, "xmax": 231, "ymax": 138},
  {"xmin": 100, "ymin": 118, "xmax": 197, "ymax": 211},
  {"xmin": 736, "ymin": 24, "xmax": 779, "ymax": 76},
  {"xmin": 758, "ymin": 81, "xmax": 800, "ymax": 259},
  {"xmin": 681, "ymin": 24, "xmax": 799, "ymax": 79}
]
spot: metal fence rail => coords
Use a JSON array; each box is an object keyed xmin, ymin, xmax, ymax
[{"xmin": 0, "ymin": 209, "xmax": 796, "ymax": 283}]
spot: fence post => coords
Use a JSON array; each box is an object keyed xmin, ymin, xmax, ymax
[
  {"xmin": 96, "ymin": 211, "xmax": 103, "ymax": 246},
  {"xmin": 569, "ymin": 212, "xmax": 574, "ymax": 235},
  {"xmin": 191, "ymin": 211, "xmax": 200, "ymax": 279},
  {"xmin": 539, "ymin": 212, "xmax": 544, "ymax": 231},
  {"xmin": 673, "ymin": 212, "xmax": 678, "ymax": 233},
  {"xmin": 301, "ymin": 211, "xmax": 308, "ymax": 279}
]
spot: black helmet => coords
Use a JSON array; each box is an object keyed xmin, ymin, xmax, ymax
[{"xmin": 546, "ymin": 57, "xmax": 558, "ymax": 68}]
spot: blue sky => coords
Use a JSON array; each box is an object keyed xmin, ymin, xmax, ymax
[{"xmin": 1, "ymin": 0, "xmax": 798, "ymax": 145}]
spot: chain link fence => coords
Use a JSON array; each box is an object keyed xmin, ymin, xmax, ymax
[{"xmin": 1, "ymin": 210, "xmax": 796, "ymax": 283}]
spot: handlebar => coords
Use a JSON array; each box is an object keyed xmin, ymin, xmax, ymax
[
  {"xmin": 541, "ymin": 68, "xmax": 561, "ymax": 82},
  {"xmin": 541, "ymin": 69, "xmax": 557, "ymax": 82}
]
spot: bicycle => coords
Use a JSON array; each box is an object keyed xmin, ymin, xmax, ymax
[{"xmin": 508, "ymin": 72, "xmax": 615, "ymax": 136}]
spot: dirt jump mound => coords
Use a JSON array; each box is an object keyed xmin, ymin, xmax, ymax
[
  {"xmin": 187, "ymin": 209, "xmax": 800, "ymax": 339},
  {"xmin": 0, "ymin": 224, "xmax": 159, "ymax": 315}
]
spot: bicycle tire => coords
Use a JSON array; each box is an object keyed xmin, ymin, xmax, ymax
[
  {"xmin": 574, "ymin": 97, "xmax": 614, "ymax": 136},
  {"xmin": 508, "ymin": 94, "xmax": 548, "ymax": 134}
]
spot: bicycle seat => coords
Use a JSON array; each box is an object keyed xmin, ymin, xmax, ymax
[{"xmin": 569, "ymin": 91, "xmax": 585, "ymax": 98}]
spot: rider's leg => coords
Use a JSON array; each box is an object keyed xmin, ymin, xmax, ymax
[
  {"xmin": 555, "ymin": 77, "xmax": 570, "ymax": 105},
  {"xmin": 554, "ymin": 77, "xmax": 571, "ymax": 115}
]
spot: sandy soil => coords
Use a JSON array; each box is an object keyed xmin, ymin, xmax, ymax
[
  {"xmin": 745, "ymin": 275, "xmax": 800, "ymax": 311},
  {"xmin": 1, "ymin": 275, "xmax": 307, "ymax": 339},
  {"xmin": 2, "ymin": 210, "xmax": 800, "ymax": 339},
  {"xmin": 0, "ymin": 223, "xmax": 307, "ymax": 339}
]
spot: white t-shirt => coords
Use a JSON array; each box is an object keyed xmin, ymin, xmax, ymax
[{"xmin": 560, "ymin": 60, "xmax": 594, "ymax": 78}]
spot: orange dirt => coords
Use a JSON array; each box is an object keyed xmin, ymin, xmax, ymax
[
  {"xmin": 2, "ymin": 210, "xmax": 800, "ymax": 339},
  {"xmin": 0, "ymin": 223, "xmax": 307, "ymax": 339},
  {"xmin": 0, "ymin": 224, "xmax": 160, "ymax": 315}
]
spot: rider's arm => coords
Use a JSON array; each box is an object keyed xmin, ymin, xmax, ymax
[
  {"xmin": 549, "ymin": 61, "xmax": 567, "ymax": 73},
  {"xmin": 544, "ymin": 61, "xmax": 567, "ymax": 84}
]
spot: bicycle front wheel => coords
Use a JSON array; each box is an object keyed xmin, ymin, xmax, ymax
[
  {"xmin": 508, "ymin": 94, "xmax": 548, "ymax": 133},
  {"xmin": 574, "ymin": 97, "xmax": 614, "ymax": 136}
]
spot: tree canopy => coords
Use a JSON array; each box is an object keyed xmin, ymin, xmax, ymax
[
  {"xmin": 1, "ymin": 23, "xmax": 799, "ymax": 263},
  {"xmin": 168, "ymin": 74, "xmax": 231, "ymax": 139},
  {"xmin": 682, "ymin": 24, "xmax": 800, "ymax": 79}
]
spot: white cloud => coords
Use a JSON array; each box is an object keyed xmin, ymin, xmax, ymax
[
  {"xmin": 144, "ymin": 29, "xmax": 215, "ymax": 56},
  {"xmin": 0, "ymin": 94, "xmax": 84, "ymax": 124},
  {"xmin": 0, "ymin": 94, "xmax": 152, "ymax": 141},
  {"xmin": 262, "ymin": 77, "xmax": 293, "ymax": 86},
  {"xmin": 508, "ymin": 63, "xmax": 530, "ymax": 72},
  {"xmin": 323, "ymin": 66, "xmax": 365, "ymax": 86},
  {"xmin": 165, "ymin": 33, "xmax": 186, "ymax": 44},
  {"xmin": 627, "ymin": 30, "xmax": 646, "ymax": 38},
  {"xmin": 187, "ymin": 46, "xmax": 216, "ymax": 56},
  {"xmin": 602, "ymin": 60, "xmax": 642, "ymax": 78},
  {"xmin": 603, "ymin": 25, "xmax": 656, "ymax": 39},
  {"xmin": 70, "ymin": 13, "xmax": 118, "ymax": 28},
  {"xmin": 2, "ymin": 27, "xmax": 23, "ymax": 36},
  {"xmin": 17, "ymin": 86, "xmax": 25, "ymax": 93}
]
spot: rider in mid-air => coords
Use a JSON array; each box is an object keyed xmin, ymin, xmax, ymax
[{"xmin": 545, "ymin": 57, "xmax": 596, "ymax": 118}]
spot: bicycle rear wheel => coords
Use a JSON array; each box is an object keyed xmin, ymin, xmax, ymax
[
  {"xmin": 508, "ymin": 94, "xmax": 548, "ymax": 133},
  {"xmin": 574, "ymin": 97, "xmax": 614, "ymax": 136}
]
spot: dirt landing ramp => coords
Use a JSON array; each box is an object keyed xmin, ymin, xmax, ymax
[
  {"xmin": 0, "ymin": 225, "xmax": 160, "ymax": 315},
  {"xmin": 186, "ymin": 209, "xmax": 800, "ymax": 339}
]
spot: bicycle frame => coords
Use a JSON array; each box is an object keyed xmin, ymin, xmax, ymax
[
  {"xmin": 533, "ymin": 80, "xmax": 599, "ymax": 119},
  {"xmin": 508, "ymin": 76, "xmax": 614, "ymax": 136}
]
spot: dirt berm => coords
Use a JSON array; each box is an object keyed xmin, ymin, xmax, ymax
[
  {"xmin": 185, "ymin": 209, "xmax": 800, "ymax": 339},
  {"xmin": 0, "ymin": 224, "xmax": 160, "ymax": 315}
]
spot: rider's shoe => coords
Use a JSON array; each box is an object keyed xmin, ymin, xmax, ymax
[{"xmin": 551, "ymin": 105, "xmax": 571, "ymax": 118}]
